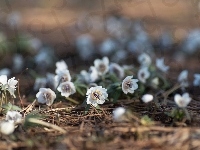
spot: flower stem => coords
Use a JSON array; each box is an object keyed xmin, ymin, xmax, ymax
[
  {"xmin": 183, "ymin": 108, "xmax": 191, "ymax": 122},
  {"xmin": 65, "ymin": 97, "xmax": 79, "ymax": 105},
  {"xmin": 163, "ymin": 84, "xmax": 181, "ymax": 105}
]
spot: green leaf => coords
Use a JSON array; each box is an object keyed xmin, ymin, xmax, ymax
[{"xmin": 84, "ymin": 104, "xmax": 91, "ymax": 114}]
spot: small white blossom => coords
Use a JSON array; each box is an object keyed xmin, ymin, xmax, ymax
[
  {"xmin": 57, "ymin": 81, "xmax": 76, "ymax": 97},
  {"xmin": 138, "ymin": 53, "xmax": 152, "ymax": 67},
  {"xmin": 113, "ymin": 107, "xmax": 126, "ymax": 122},
  {"xmin": 89, "ymin": 66, "xmax": 99, "ymax": 82},
  {"xmin": 138, "ymin": 67, "xmax": 150, "ymax": 83},
  {"xmin": 6, "ymin": 111, "xmax": 22, "ymax": 124},
  {"xmin": 80, "ymin": 70, "xmax": 91, "ymax": 83},
  {"xmin": 141, "ymin": 94, "xmax": 153, "ymax": 103},
  {"xmin": 109, "ymin": 63, "xmax": 124, "ymax": 79},
  {"xmin": 178, "ymin": 70, "xmax": 189, "ymax": 88},
  {"xmin": 0, "ymin": 75, "xmax": 7, "ymax": 85},
  {"xmin": 0, "ymin": 75, "xmax": 18, "ymax": 97},
  {"xmin": 94, "ymin": 57, "xmax": 109, "ymax": 76},
  {"xmin": 174, "ymin": 93, "xmax": 191, "ymax": 108},
  {"xmin": 12, "ymin": 54, "xmax": 24, "ymax": 73},
  {"xmin": 86, "ymin": 86, "xmax": 108, "ymax": 107},
  {"xmin": 36, "ymin": 88, "xmax": 56, "ymax": 106},
  {"xmin": 0, "ymin": 68, "xmax": 11, "ymax": 76},
  {"xmin": 46, "ymin": 73, "xmax": 57, "ymax": 90},
  {"xmin": 7, "ymin": 77, "xmax": 18, "ymax": 98},
  {"xmin": 156, "ymin": 58, "xmax": 169, "ymax": 72},
  {"xmin": 55, "ymin": 69, "xmax": 71, "ymax": 86},
  {"xmin": 151, "ymin": 77, "xmax": 159, "ymax": 88},
  {"xmin": 55, "ymin": 60, "xmax": 68, "ymax": 74},
  {"xmin": 122, "ymin": 76, "xmax": 139, "ymax": 94},
  {"xmin": 0, "ymin": 121, "xmax": 15, "ymax": 135},
  {"xmin": 193, "ymin": 74, "xmax": 200, "ymax": 86}
]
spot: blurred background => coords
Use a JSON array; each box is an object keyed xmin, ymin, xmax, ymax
[{"xmin": 0, "ymin": 0, "xmax": 200, "ymax": 96}]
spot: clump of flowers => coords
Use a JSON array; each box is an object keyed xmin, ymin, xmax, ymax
[{"xmin": 0, "ymin": 75, "xmax": 18, "ymax": 111}]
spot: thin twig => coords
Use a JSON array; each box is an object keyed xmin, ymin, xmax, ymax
[{"xmin": 28, "ymin": 118, "xmax": 66, "ymax": 134}]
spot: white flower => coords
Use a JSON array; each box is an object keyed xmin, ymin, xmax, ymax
[
  {"xmin": 89, "ymin": 66, "xmax": 99, "ymax": 82},
  {"xmin": 0, "ymin": 68, "xmax": 11, "ymax": 76},
  {"xmin": 34, "ymin": 77, "xmax": 47, "ymax": 91},
  {"xmin": 94, "ymin": 57, "xmax": 109, "ymax": 76},
  {"xmin": 113, "ymin": 107, "xmax": 126, "ymax": 122},
  {"xmin": 0, "ymin": 121, "xmax": 15, "ymax": 135},
  {"xmin": 6, "ymin": 111, "xmax": 22, "ymax": 124},
  {"xmin": 55, "ymin": 69, "xmax": 71, "ymax": 86},
  {"xmin": 86, "ymin": 86, "xmax": 108, "ymax": 107},
  {"xmin": 193, "ymin": 74, "xmax": 200, "ymax": 86},
  {"xmin": 174, "ymin": 93, "xmax": 191, "ymax": 108},
  {"xmin": 46, "ymin": 73, "xmax": 57, "ymax": 90},
  {"xmin": 55, "ymin": 60, "xmax": 68, "ymax": 74},
  {"xmin": 12, "ymin": 54, "xmax": 24, "ymax": 73},
  {"xmin": 0, "ymin": 75, "xmax": 7, "ymax": 86},
  {"xmin": 109, "ymin": 63, "xmax": 124, "ymax": 79},
  {"xmin": 36, "ymin": 88, "xmax": 56, "ymax": 106},
  {"xmin": 80, "ymin": 70, "xmax": 91, "ymax": 83},
  {"xmin": 141, "ymin": 94, "xmax": 153, "ymax": 103},
  {"xmin": 178, "ymin": 70, "xmax": 189, "ymax": 88},
  {"xmin": 57, "ymin": 81, "xmax": 76, "ymax": 97},
  {"xmin": 7, "ymin": 77, "xmax": 18, "ymax": 98},
  {"xmin": 156, "ymin": 58, "xmax": 169, "ymax": 72},
  {"xmin": 137, "ymin": 67, "xmax": 150, "ymax": 83},
  {"xmin": 122, "ymin": 76, "xmax": 139, "ymax": 94},
  {"xmin": 151, "ymin": 77, "xmax": 159, "ymax": 88},
  {"xmin": 138, "ymin": 53, "xmax": 152, "ymax": 67},
  {"xmin": 0, "ymin": 75, "xmax": 18, "ymax": 97}
]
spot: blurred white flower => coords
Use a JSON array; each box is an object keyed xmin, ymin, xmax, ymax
[
  {"xmin": 0, "ymin": 75, "xmax": 8, "ymax": 89},
  {"xmin": 7, "ymin": 77, "xmax": 18, "ymax": 98},
  {"xmin": 178, "ymin": 70, "xmax": 189, "ymax": 88},
  {"xmin": 57, "ymin": 81, "xmax": 76, "ymax": 97},
  {"xmin": 138, "ymin": 53, "xmax": 152, "ymax": 67},
  {"xmin": 113, "ymin": 107, "xmax": 126, "ymax": 122},
  {"xmin": 99, "ymin": 38, "xmax": 116, "ymax": 55},
  {"xmin": 109, "ymin": 63, "xmax": 124, "ymax": 79},
  {"xmin": 80, "ymin": 70, "xmax": 90, "ymax": 83},
  {"xmin": 0, "ymin": 121, "xmax": 15, "ymax": 135},
  {"xmin": 94, "ymin": 57, "xmax": 109, "ymax": 76},
  {"xmin": 6, "ymin": 111, "xmax": 22, "ymax": 124},
  {"xmin": 29, "ymin": 37, "xmax": 42, "ymax": 52},
  {"xmin": 151, "ymin": 77, "xmax": 159, "ymax": 88},
  {"xmin": 122, "ymin": 76, "xmax": 139, "ymax": 94},
  {"xmin": 156, "ymin": 58, "xmax": 169, "ymax": 73},
  {"xmin": 174, "ymin": 93, "xmax": 191, "ymax": 108},
  {"xmin": 34, "ymin": 48, "xmax": 54, "ymax": 70},
  {"xmin": 55, "ymin": 60, "xmax": 68, "ymax": 74},
  {"xmin": 86, "ymin": 86, "xmax": 108, "ymax": 107},
  {"xmin": 0, "ymin": 68, "xmax": 11, "ymax": 76},
  {"xmin": 46, "ymin": 73, "xmax": 57, "ymax": 90},
  {"xmin": 36, "ymin": 88, "xmax": 56, "ymax": 106},
  {"xmin": 34, "ymin": 77, "xmax": 47, "ymax": 91},
  {"xmin": 6, "ymin": 11, "xmax": 21, "ymax": 28},
  {"xmin": 89, "ymin": 66, "xmax": 99, "ymax": 82},
  {"xmin": 138, "ymin": 67, "xmax": 150, "ymax": 83},
  {"xmin": 76, "ymin": 34, "xmax": 94, "ymax": 60},
  {"xmin": 141, "ymin": 94, "xmax": 153, "ymax": 103},
  {"xmin": 55, "ymin": 70, "xmax": 71, "ymax": 86},
  {"xmin": 193, "ymin": 74, "xmax": 200, "ymax": 86},
  {"xmin": 12, "ymin": 54, "xmax": 24, "ymax": 73},
  {"xmin": 111, "ymin": 49, "xmax": 127, "ymax": 63}
]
